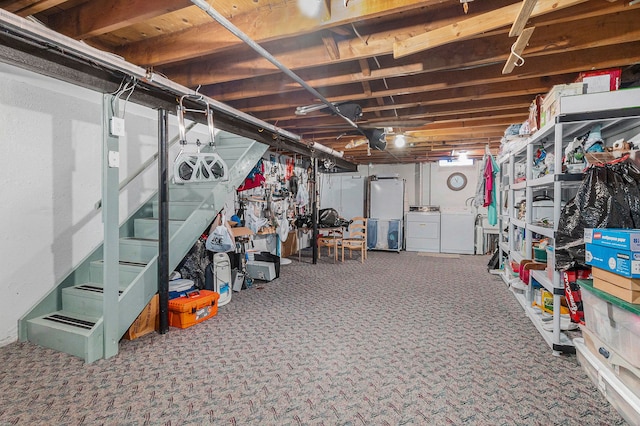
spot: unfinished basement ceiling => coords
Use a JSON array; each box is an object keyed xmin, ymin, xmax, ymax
[{"xmin": 1, "ymin": 0, "xmax": 640, "ymax": 164}]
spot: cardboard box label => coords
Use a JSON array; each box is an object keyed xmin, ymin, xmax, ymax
[
  {"xmin": 577, "ymin": 68, "xmax": 621, "ymax": 93},
  {"xmin": 584, "ymin": 228, "xmax": 640, "ymax": 251},
  {"xmin": 586, "ymin": 243, "xmax": 640, "ymax": 278}
]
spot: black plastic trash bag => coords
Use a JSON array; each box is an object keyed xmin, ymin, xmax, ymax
[
  {"xmin": 177, "ymin": 236, "xmax": 211, "ymax": 289},
  {"xmin": 555, "ymin": 160, "xmax": 640, "ymax": 271},
  {"xmin": 319, "ymin": 208, "xmax": 341, "ymax": 227}
]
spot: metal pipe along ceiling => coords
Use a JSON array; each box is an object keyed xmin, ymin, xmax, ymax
[{"xmin": 190, "ymin": 0, "xmax": 365, "ymax": 151}]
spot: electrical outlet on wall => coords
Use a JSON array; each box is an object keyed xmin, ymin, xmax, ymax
[{"xmin": 110, "ymin": 117, "xmax": 125, "ymax": 137}]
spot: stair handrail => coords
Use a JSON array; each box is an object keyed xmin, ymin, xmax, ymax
[{"xmin": 94, "ymin": 121, "xmax": 198, "ymax": 210}]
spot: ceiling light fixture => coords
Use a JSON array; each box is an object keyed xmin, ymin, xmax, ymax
[
  {"xmin": 394, "ymin": 134, "xmax": 406, "ymax": 148},
  {"xmin": 297, "ymin": 0, "xmax": 327, "ymax": 18}
]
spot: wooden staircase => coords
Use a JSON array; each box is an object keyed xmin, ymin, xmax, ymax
[{"xmin": 19, "ymin": 132, "xmax": 267, "ymax": 362}]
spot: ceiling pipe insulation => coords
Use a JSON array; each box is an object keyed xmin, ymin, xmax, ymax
[{"xmin": 0, "ymin": 9, "xmax": 354, "ymax": 170}]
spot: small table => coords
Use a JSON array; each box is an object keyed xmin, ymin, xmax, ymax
[
  {"xmin": 318, "ymin": 226, "xmax": 344, "ymax": 262},
  {"xmin": 296, "ymin": 226, "xmax": 344, "ymax": 262}
]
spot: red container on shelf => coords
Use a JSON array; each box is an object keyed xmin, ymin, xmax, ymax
[
  {"xmin": 575, "ymin": 68, "xmax": 621, "ymax": 93},
  {"xmin": 563, "ymin": 269, "xmax": 591, "ymax": 325}
]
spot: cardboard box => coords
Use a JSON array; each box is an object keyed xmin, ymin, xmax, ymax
[
  {"xmin": 540, "ymin": 83, "xmax": 585, "ymax": 127},
  {"xmin": 281, "ymin": 231, "xmax": 298, "ymax": 258},
  {"xmin": 592, "ymin": 267, "xmax": 640, "ymax": 304},
  {"xmin": 230, "ymin": 226, "xmax": 254, "ymax": 238},
  {"xmin": 584, "ymin": 228, "xmax": 640, "ymax": 251},
  {"xmin": 124, "ymin": 294, "xmax": 159, "ymax": 340},
  {"xmin": 576, "ymin": 68, "xmax": 621, "ymax": 94},
  {"xmin": 527, "ymin": 94, "xmax": 544, "ymax": 135},
  {"xmin": 585, "ymin": 243, "xmax": 640, "ymax": 278}
]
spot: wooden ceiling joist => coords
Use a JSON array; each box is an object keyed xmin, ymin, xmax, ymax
[
  {"xmin": 1, "ymin": 0, "xmax": 636, "ymax": 165},
  {"xmin": 392, "ymin": 0, "xmax": 587, "ymax": 58},
  {"xmin": 169, "ymin": 1, "xmax": 632, "ymax": 88},
  {"xmin": 112, "ymin": 0, "xmax": 447, "ymax": 66},
  {"xmin": 322, "ymin": 32, "xmax": 340, "ymax": 60},
  {"xmin": 47, "ymin": 0, "xmax": 193, "ymax": 39}
]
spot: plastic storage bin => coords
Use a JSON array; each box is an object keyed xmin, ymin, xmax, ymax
[
  {"xmin": 582, "ymin": 326, "xmax": 640, "ymax": 398},
  {"xmin": 575, "ymin": 338, "xmax": 640, "ymax": 426},
  {"xmin": 580, "ymin": 280, "xmax": 640, "ymax": 369}
]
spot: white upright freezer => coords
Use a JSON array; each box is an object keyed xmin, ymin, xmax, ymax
[{"xmin": 367, "ymin": 177, "xmax": 405, "ymax": 252}]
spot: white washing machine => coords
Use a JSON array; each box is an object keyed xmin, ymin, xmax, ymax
[
  {"xmin": 440, "ymin": 208, "xmax": 476, "ymax": 254},
  {"xmin": 406, "ymin": 211, "xmax": 441, "ymax": 252}
]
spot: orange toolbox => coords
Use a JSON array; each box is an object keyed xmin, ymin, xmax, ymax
[{"xmin": 168, "ymin": 290, "xmax": 219, "ymax": 329}]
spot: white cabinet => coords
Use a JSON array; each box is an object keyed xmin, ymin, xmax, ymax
[
  {"xmin": 497, "ymin": 87, "xmax": 640, "ymax": 355},
  {"xmin": 440, "ymin": 209, "xmax": 476, "ymax": 254},
  {"xmin": 406, "ymin": 212, "xmax": 440, "ymax": 252}
]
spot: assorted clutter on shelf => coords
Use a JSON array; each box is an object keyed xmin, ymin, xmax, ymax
[
  {"xmin": 496, "ymin": 69, "xmax": 640, "ymax": 349},
  {"xmin": 494, "ymin": 67, "xmax": 640, "ymax": 422}
]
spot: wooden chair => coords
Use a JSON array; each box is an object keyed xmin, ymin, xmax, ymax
[{"xmin": 341, "ymin": 217, "xmax": 368, "ymax": 263}]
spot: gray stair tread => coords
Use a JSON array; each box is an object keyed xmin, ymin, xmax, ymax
[
  {"xmin": 91, "ymin": 259, "xmax": 147, "ymax": 268},
  {"xmin": 135, "ymin": 217, "xmax": 185, "ymax": 222},
  {"xmin": 120, "ymin": 237, "xmax": 158, "ymax": 242},
  {"xmin": 63, "ymin": 283, "xmax": 126, "ymax": 294},
  {"xmin": 153, "ymin": 200, "xmax": 201, "ymax": 206},
  {"xmin": 29, "ymin": 310, "xmax": 100, "ymax": 335}
]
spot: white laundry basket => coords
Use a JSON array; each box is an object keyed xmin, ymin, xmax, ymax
[{"xmin": 213, "ymin": 252, "xmax": 232, "ymax": 306}]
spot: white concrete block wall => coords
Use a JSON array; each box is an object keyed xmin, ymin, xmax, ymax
[{"xmin": 0, "ymin": 63, "xmax": 211, "ymax": 346}]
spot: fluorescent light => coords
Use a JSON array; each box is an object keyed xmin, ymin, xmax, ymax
[{"xmin": 394, "ymin": 134, "xmax": 406, "ymax": 148}]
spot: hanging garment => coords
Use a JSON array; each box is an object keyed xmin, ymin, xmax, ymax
[
  {"xmin": 474, "ymin": 154, "xmax": 487, "ymax": 208},
  {"xmin": 487, "ymin": 154, "xmax": 500, "ymax": 226},
  {"xmin": 483, "ymin": 155, "xmax": 493, "ymax": 208}
]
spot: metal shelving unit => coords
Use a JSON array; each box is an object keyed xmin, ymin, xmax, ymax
[{"xmin": 497, "ymin": 87, "xmax": 640, "ymax": 356}]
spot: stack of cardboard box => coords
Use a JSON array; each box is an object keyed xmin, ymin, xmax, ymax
[{"xmin": 585, "ymin": 228, "xmax": 640, "ymax": 303}]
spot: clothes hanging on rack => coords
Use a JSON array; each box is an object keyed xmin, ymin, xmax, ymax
[
  {"xmin": 486, "ymin": 153, "xmax": 500, "ymax": 226},
  {"xmin": 473, "ymin": 153, "xmax": 487, "ymax": 208},
  {"xmin": 483, "ymin": 155, "xmax": 493, "ymax": 208}
]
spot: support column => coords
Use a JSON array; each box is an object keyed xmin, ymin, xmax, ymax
[
  {"xmin": 312, "ymin": 158, "xmax": 318, "ymax": 264},
  {"xmin": 158, "ymin": 108, "xmax": 170, "ymax": 334},
  {"xmin": 102, "ymin": 95, "xmax": 120, "ymax": 359}
]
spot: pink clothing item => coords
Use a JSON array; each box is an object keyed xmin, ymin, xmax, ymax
[{"xmin": 483, "ymin": 156, "xmax": 493, "ymax": 207}]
